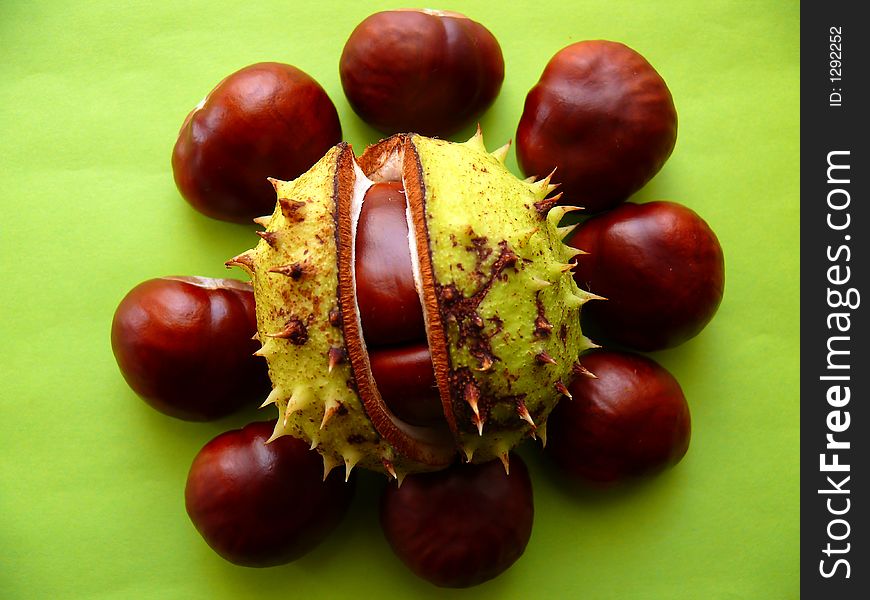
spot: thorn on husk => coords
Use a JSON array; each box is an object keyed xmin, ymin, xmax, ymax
[
  {"xmin": 555, "ymin": 380, "xmax": 573, "ymax": 400},
  {"xmin": 535, "ymin": 351, "xmax": 558, "ymax": 366},
  {"xmin": 256, "ymin": 230, "xmax": 278, "ymax": 248},
  {"xmin": 499, "ymin": 453, "xmax": 510, "ymax": 475},
  {"xmin": 327, "ymin": 347, "xmax": 346, "ymax": 373},
  {"xmin": 320, "ymin": 399, "xmax": 340, "ymax": 430}
]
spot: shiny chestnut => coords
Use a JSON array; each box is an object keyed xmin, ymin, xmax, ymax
[
  {"xmin": 185, "ymin": 421, "xmax": 355, "ymax": 567},
  {"xmin": 172, "ymin": 62, "xmax": 342, "ymax": 223},
  {"xmin": 340, "ymin": 10, "xmax": 504, "ymax": 136},
  {"xmin": 517, "ymin": 40, "xmax": 677, "ymax": 213},
  {"xmin": 355, "ymin": 181, "xmax": 425, "ymax": 346},
  {"xmin": 569, "ymin": 201, "xmax": 725, "ymax": 351},
  {"xmin": 380, "ymin": 457, "xmax": 533, "ymax": 588},
  {"xmin": 369, "ymin": 343, "xmax": 442, "ymax": 428},
  {"xmin": 546, "ymin": 350, "xmax": 691, "ymax": 484},
  {"xmin": 111, "ymin": 276, "xmax": 269, "ymax": 421}
]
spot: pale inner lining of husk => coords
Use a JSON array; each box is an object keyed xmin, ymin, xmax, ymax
[
  {"xmin": 349, "ymin": 150, "xmax": 443, "ymax": 436},
  {"xmin": 367, "ymin": 149, "xmax": 430, "ymax": 329},
  {"xmin": 348, "ymin": 158, "xmax": 374, "ymax": 359}
]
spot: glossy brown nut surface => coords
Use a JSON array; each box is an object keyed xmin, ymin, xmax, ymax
[
  {"xmin": 369, "ymin": 343, "xmax": 442, "ymax": 428},
  {"xmin": 546, "ymin": 350, "xmax": 691, "ymax": 484},
  {"xmin": 569, "ymin": 201, "xmax": 725, "ymax": 351},
  {"xmin": 355, "ymin": 181, "xmax": 425, "ymax": 346},
  {"xmin": 110, "ymin": 276, "xmax": 269, "ymax": 421},
  {"xmin": 380, "ymin": 457, "xmax": 533, "ymax": 588},
  {"xmin": 517, "ymin": 40, "xmax": 677, "ymax": 213},
  {"xmin": 172, "ymin": 62, "xmax": 342, "ymax": 223},
  {"xmin": 340, "ymin": 10, "xmax": 504, "ymax": 136},
  {"xmin": 185, "ymin": 421, "xmax": 354, "ymax": 567}
]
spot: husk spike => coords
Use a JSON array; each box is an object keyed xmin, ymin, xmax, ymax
[
  {"xmin": 517, "ymin": 400, "xmax": 536, "ymax": 429},
  {"xmin": 322, "ymin": 454, "xmax": 340, "ymax": 481},
  {"xmin": 382, "ymin": 458, "xmax": 398, "ymax": 481},
  {"xmin": 464, "ymin": 124, "xmax": 486, "ymax": 151},
  {"xmin": 259, "ymin": 387, "xmax": 283, "ymax": 409},
  {"xmin": 320, "ymin": 398, "xmax": 341, "ymax": 430},
  {"xmin": 225, "ymin": 251, "xmax": 255, "ymax": 274},
  {"xmin": 266, "ymin": 419, "xmax": 286, "ymax": 443},
  {"xmin": 343, "ymin": 451, "xmax": 361, "ymax": 482},
  {"xmin": 491, "ymin": 140, "xmax": 511, "ymax": 164},
  {"xmin": 499, "ymin": 452, "xmax": 510, "ymax": 475}
]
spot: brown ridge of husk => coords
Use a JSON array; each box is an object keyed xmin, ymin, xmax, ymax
[
  {"xmin": 358, "ymin": 134, "xmax": 468, "ymax": 444},
  {"xmin": 338, "ymin": 139, "xmax": 456, "ymax": 469},
  {"xmin": 401, "ymin": 137, "xmax": 461, "ymax": 438}
]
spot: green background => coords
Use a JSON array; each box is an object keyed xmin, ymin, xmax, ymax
[{"xmin": 0, "ymin": 1, "xmax": 799, "ymax": 598}]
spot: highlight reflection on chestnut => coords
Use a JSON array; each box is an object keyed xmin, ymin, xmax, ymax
[
  {"xmin": 110, "ymin": 277, "xmax": 269, "ymax": 421},
  {"xmin": 517, "ymin": 40, "xmax": 677, "ymax": 213},
  {"xmin": 185, "ymin": 421, "xmax": 355, "ymax": 567},
  {"xmin": 340, "ymin": 10, "xmax": 504, "ymax": 136},
  {"xmin": 355, "ymin": 181, "xmax": 425, "ymax": 347},
  {"xmin": 569, "ymin": 201, "xmax": 725, "ymax": 351},
  {"xmin": 172, "ymin": 62, "xmax": 342, "ymax": 223}
]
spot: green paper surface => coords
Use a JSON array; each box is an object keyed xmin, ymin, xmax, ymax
[{"xmin": 0, "ymin": 1, "xmax": 799, "ymax": 598}]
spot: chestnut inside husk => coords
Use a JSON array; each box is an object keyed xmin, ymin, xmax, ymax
[{"xmin": 228, "ymin": 130, "xmax": 595, "ymax": 482}]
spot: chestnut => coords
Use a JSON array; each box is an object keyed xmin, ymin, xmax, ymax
[
  {"xmin": 369, "ymin": 343, "xmax": 442, "ymax": 428},
  {"xmin": 380, "ymin": 457, "xmax": 533, "ymax": 588},
  {"xmin": 568, "ymin": 201, "xmax": 725, "ymax": 351},
  {"xmin": 516, "ymin": 40, "xmax": 677, "ymax": 213},
  {"xmin": 355, "ymin": 181, "xmax": 425, "ymax": 347},
  {"xmin": 340, "ymin": 10, "xmax": 504, "ymax": 136},
  {"xmin": 172, "ymin": 62, "xmax": 342, "ymax": 223},
  {"xmin": 545, "ymin": 350, "xmax": 690, "ymax": 484},
  {"xmin": 111, "ymin": 276, "xmax": 269, "ymax": 421},
  {"xmin": 185, "ymin": 421, "xmax": 354, "ymax": 567}
]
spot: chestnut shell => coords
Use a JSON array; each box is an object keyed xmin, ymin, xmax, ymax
[
  {"xmin": 517, "ymin": 40, "xmax": 677, "ymax": 213},
  {"xmin": 354, "ymin": 181, "xmax": 425, "ymax": 347},
  {"xmin": 110, "ymin": 277, "xmax": 269, "ymax": 421},
  {"xmin": 172, "ymin": 62, "xmax": 342, "ymax": 223},
  {"xmin": 569, "ymin": 201, "xmax": 725, "ymax": 351},
  {"xmin": 369, "ymin": 343, "xmax": 442, "ymax": 428},
  {"xmin": 546, "ymin": 350, "xmax": 691, "ymax": 484},
  {"xmin": 380, "ymin": 457, "xmax": 533, "ymax": 588},
  {"xmin": 185, "ymin": 421, "xmax": 354, "ymax": 567},
  {"xmin": 340, "ymin": 10, "xmax": 504, "ymax": 136}
]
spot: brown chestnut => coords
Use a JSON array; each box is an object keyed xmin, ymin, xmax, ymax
[
  {"xmin": 185, "ymin": 421, "xmax": 355, "ymax": 567},
  {"xmin": 111, "ymin": 276, "xmax": 270, "ymax": 421},
  {"xmin": 172, "ymin": 62, "xmax": 342, "ymax": 223},
  {"xmin": 380, "ymin": 457, "xmax": 533, "ymax": 588},
  {"xmin": 369, "ymin": 343, "xmax": 442, "ymax": 428},
  {"xmin": 340, "ymin": 10, "xmax": 504, "ymax": 136},
  {"xmin": 355, "ymin": 181, "xmax": 425, "ymax": 347},
  {"xmin": 545, "ymin": 350, "xmax": 691, "ymax": 484},
  {"xmin": 517, "ymin": 41, "xmax": 677, "ymax": 213},
  {"xmin": 568, "ymin": 201, "xmax": 725, "ymax": 351}
]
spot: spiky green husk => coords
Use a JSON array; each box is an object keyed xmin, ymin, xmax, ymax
[
  {"xmin": 229, "ymin": 144, "xmax": 419, "ymax": 481},
  {"xmin": 408, "ymin": 131, "xmax": 597, "ymax": 464},
  {"xmin": 231, "ymin": 131, "xmax": 598, "ymax": 478}
]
